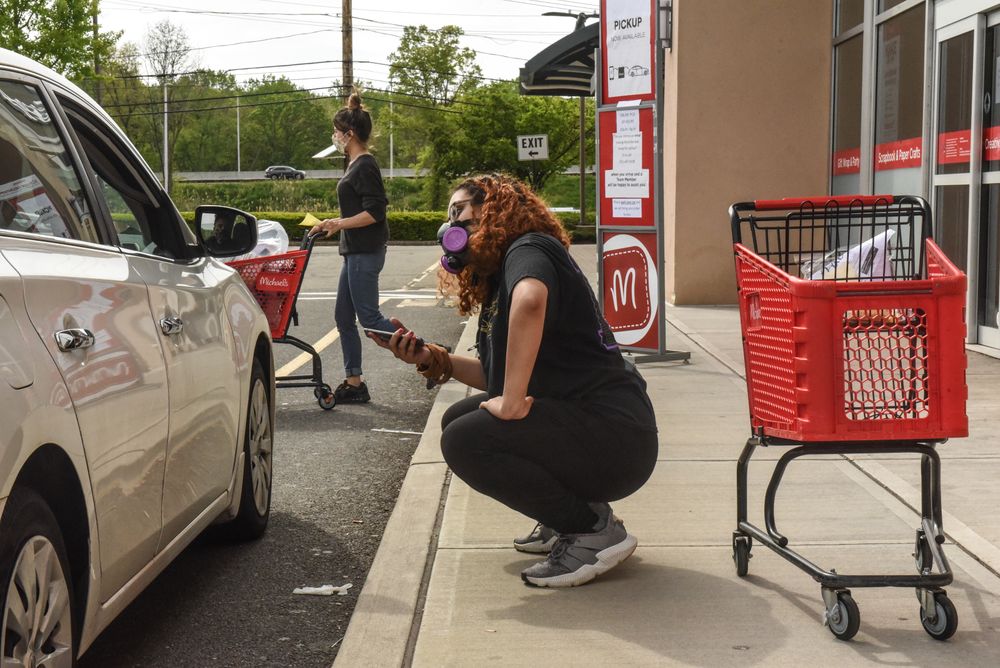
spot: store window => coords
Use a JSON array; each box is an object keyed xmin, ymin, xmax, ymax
[
  {"xmin": 873, "ymin": 5, "xmax": 925, "ymax": 194},
  {"xmin": 838, "ymin": 0, "xmax": 864, "ymax": 35},
  {"xmin": 936, "ymin": 32, "xmax": 974, "ymax": 176},
  {"xmin": 833, "ymin": 36, "xmax": 863, "ymax": 195}
]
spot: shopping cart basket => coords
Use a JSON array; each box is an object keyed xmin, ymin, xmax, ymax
[
  {"xmin": 729, "ymin": 195, "xmax": 968, "ymax": 641},
  {"xmin": 228, "ymin": 234, "xmax": 336, "ymax": 410}
]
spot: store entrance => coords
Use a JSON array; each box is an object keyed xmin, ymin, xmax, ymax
[{"xmin": 933, "ymin": 14, "xmax": 1000, "ymax": 350}]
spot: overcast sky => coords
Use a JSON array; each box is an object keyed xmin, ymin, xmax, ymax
[{"xmin": 99, "ymin": 0, "xmax": 600, "ymax": 92}]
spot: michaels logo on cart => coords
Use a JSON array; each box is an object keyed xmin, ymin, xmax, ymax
[{"xmin": 259, "ymin": 275, "xmax": 290, "ymax": 290}]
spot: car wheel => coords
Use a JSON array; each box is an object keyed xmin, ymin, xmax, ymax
[
  {"xmin": 0, "ymin": 488, "xmax": 75, "ymax": 667},
  {"xmin": 224, "ymin": 358, "xmax": 273, "ymax": 541},
  {"xmin": 296, "ymin": 173, "xmax": 304, "ymax": 180}
]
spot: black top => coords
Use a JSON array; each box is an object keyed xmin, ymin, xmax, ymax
[
  {"xmin": 337, "ymin": 154, "xmax": 389, "ymax": 254},
  {"xmin": 476, "ymin": 232, "xmax": 657, "ymax": 431}
]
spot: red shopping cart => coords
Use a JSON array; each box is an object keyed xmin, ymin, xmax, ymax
[
  {"xmin": 729, "ymin": 195, "xmax": 968, "ymax": 641},
  {"xmin": 227, "ymin": 235, "xmax": 336, "ymax": 410}
]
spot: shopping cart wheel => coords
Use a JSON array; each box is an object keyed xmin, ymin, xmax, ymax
[
  {"xmin": 824, "ymin": 590, "xmax": 860, "ymax": 641},
  {"xmin": 316, "ymin": 384, "xmax": 336, "ymax": 410},
  {"xmin": 732, "ymin": 534, "xmax": 752, "ymax": 577},
  {"xmin": 913, "ymin": 531, "xmax": 934, "ymax": 573},
  {"xmin": 919, "ymin": 592, "xmax": 958, "ymax": 641}
]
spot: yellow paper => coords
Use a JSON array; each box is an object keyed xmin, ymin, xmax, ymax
[{"xmin": 299, "ymin": 212, "xmax": 322, "ymax": 227}]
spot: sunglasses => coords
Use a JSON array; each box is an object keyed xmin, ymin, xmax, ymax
[{"xmin": 447, "ymin": 199, "xmax": 473, "ymax": 223}]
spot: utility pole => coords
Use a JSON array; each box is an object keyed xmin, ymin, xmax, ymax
[
  {"xmin": 92, "ymin": 0, "xmax": 101, "ymax": 104},
  {"xmin": 342, "ymin": 0, "xmax": 353, "ymax": 171},
  {"xmin": 342, "ymin": 0, "xmax": 353, "ymax": 101},
  {"xmin": 162, "ymin": 77, "xmax": 169, "ymax": 194},
  {"xmin": 236, "ymin": 95, "xmax": 241, "ymax": 172}
]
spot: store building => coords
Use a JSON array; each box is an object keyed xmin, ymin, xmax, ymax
[
  {"xmin": 653, "ymin": 0, "xmax": 997, "ymax": 357},
  {"xmin": 522, "ymin": 0, "xmax": 999, "ymax": 355}
]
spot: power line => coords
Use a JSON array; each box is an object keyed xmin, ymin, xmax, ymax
[{"xmin": 107, "ymin": 89, "xmax": 465, "ymax": 117}]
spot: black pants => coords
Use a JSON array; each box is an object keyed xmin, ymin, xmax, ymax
[{"xmin": 440, "ymin": 393, "xmax": 658, "ymax": 534}]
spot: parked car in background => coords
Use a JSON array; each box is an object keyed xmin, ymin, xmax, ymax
[
  {"xmin": 0, "ymin": 47, "xmax": 276, "ymax": 664},
  {"xmin": 264, "ymin": 165, "xmax": 306, "ymax": 180}
]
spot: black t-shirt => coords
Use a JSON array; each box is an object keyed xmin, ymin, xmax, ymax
[
  {"xmin": 337, "ymin": 154, "xmax": 389, "ymax": 254},
  {"xmin": 476, "ymin": 233, "xmax": 657, "ymax": 431}
]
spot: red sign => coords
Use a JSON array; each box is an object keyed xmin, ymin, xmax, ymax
[
  {"xmin": 599, "ymin": 106, "xmax": 655, "ymax": 226},
  {"xmin": 832, "ymin": 147, "xmax": 861, "ymax": 175},
  {"xmin": 601, "ymin": 232, "xmax": 658, "ymax": 350},
  {"xmin": 985, "ymin": 126, "xmax": 1000, "ymax": 161},
  {"xmin": 937, "ymin": 129, "xmax": 971, "ymax": 165},
  {"xmin": 874, "ymin": 137, "xmax": 922, "ymax": 171}
]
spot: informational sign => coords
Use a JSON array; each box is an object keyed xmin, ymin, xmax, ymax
[
  {"xmin": 601, "ymin": 232, "xmax": 659, "ymax": 349},
  {"xmin": 599, "ymin": 106, "xmax": 655, "ymax": 226},
  {"xmin": 601, "ymin": 0, "xmax": 656, "ymax": 104},
  {"xmin": 516, "ymin": 134, "xmax": 549, "ymax": 161}
]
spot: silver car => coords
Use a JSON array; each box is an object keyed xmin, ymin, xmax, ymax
[{"xmin": 0, "ymin": 48, "xmax": 276, "ymax": 664}]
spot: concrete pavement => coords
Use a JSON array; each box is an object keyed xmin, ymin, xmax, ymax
[{"xmin": 334, "ymin": 300, "xmax": 1000, "ymax": 666}]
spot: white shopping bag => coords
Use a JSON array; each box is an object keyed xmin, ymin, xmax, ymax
[{"xmin": 806, "ymin": 229, "xmax": 896, "ymax": 281}]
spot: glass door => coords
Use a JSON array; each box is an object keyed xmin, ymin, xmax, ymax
[
  {"xmin": 979, "ymin": 15, "xmax": 1000, "ymax": 346},
  {"xmin": 933, "ymin": 14, "xmax": 1000, "ymax": 349}
]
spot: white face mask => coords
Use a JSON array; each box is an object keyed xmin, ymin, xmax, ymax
[{"xmin": 332, "ymin": 131, "xmax": 349, "ymax": 152}]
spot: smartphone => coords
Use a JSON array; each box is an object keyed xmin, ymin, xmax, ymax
[{"xmin": 363, "ymin": 327, "xmax": 425, "ymax": 349}]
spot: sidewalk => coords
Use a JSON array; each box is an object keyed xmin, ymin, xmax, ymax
[{"xmin": 335, "ymin": 304, "xmax": 1000, "ymax": 666}]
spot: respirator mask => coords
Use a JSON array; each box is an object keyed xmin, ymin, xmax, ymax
[{"xmin": 437, "ymin": 200, "xmax": 475, "ymax": 274}]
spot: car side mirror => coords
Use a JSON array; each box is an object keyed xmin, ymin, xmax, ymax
[{"xmin": 195, "ymin": 205, "xmax": 257, "ymax": 258}]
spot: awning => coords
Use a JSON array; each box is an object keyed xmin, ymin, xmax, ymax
[{"xmin": 519, "ymin": 22, "xmax": 598, "ymax": 97}]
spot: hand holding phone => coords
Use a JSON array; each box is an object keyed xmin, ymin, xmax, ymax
[{"xmin": 363, "ymin": 327, "xmax": 425, "ymax": 350}]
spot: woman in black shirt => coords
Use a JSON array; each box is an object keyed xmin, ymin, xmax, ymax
[
  {"xmin": 310, "ymin": 92, "xmax": 396, "ymax": 403},
  {"xmin": 373, "ymin": 174, "xmax": 658, "ymax": 588}
]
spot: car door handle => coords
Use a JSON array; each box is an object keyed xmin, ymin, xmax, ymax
[
  {"xmin": 159, "ymin": 316, "xmax": 184, "ymax": 336},
  {"xmin": 54, "ymin": 328, "xmax": 95, "ymax": 351}
]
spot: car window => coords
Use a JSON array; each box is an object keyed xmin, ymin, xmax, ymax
[
  {"xmin": 0, "ymin": 80, "xmax": 99, "ymax": 242},
  {"xmin": 61, "ymin": 102, "xmax": 192, "ymax": 259}
]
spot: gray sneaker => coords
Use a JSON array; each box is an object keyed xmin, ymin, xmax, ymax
[
  {"xmin": 520, "ymin": 504, "xmax": 637, "ymax": 588},
  {"xmin": 513, "ymin": 523, "xmax": 559, "ymax": 553}
]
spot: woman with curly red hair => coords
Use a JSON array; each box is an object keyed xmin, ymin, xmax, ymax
[{"xmin": 374, "ymin": 173, "xmax": 658, "ymax": 587}]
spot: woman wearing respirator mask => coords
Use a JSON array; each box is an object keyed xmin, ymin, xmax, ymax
[{"xmin": 371, "ymin": 173, "xmax": 658, "ymax": 588}]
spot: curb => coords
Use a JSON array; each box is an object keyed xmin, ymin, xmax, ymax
[{"xmin": 333, "ymin": 319, "xmax": 478, "ymax": 667}]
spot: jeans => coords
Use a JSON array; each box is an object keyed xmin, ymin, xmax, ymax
[
  {"xmin": 335, "ymin": 247, "xmax": 395, "ymax": 377},
  {"xmin": 440, "ymin": 393, "xmax": 658, "ymax": 534}
]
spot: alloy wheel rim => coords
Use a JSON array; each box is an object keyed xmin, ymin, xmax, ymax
[
  {"xmin": 248, "ymin": 379, "xmax": 273, "ymax": 516},
  {"xmin": 2, "ymin": 536, "xmax": 73, "ymax": 668}
]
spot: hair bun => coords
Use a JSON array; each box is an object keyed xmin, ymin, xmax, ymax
[{"xmin": 348, "ymin": 91, "xmax": 363, "ymax": 110}]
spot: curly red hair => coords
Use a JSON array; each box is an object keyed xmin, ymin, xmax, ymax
[{"xmin": 449, "ymin": 174, "xmax": 570, "ymax": 315}]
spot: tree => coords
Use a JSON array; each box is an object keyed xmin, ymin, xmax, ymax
[
  {"xmin": 240, "ymin": 76, "xmax": 331, "ymax": 171},
  {"xmin": 387, "ymin": 25, "xmax": 481, "ymax": 208},
  {"xmin": 0, "ymin": 0, "xmax": 118, "ymax": 79},
  {"xmin": 442, "ymin": 81, "xmax": 595, "ymax": 192}
]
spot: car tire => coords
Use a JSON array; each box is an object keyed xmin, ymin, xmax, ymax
[
  {"xmin": 296, "ymin": 173, "xmax": 304, "ymax": 180},
  {"xmin": 0, "ymin": 488, "xmax": 76, "ymax": 666},
  {"xmin": 223, "ymin": 358, "xmax": 273, "ymax": 541}
]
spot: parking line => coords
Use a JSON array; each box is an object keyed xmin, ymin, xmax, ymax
[{"xmin": 275, "ymin": 261, "xmax": 441, "ymax": 378}]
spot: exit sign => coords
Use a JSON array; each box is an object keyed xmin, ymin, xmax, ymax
[{"xmin": 517, "ymin": 134, "xmax": 549, "ymax": 161}]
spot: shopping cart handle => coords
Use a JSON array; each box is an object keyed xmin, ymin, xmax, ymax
[
  {"xmin": 751, "ymin": 195, "xmax": 896, "ymax": 211},
  {"xmin": 300, "ymin": 232, "xmax": 319, "ymax": 251}
]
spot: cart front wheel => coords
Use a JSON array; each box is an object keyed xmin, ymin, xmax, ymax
[
  {"xmin": 826, "ymin": 592, "xmax": 860, "ymax": 641},
  {"xmin": 317, "ymin": 384, "xmax": 336, "ymax": 410},
  {"xmin": 914, "ymin": 531, "xmax": 934, "ymax": 573},
  {"xmin": 920, "ymin": 592, "xmax": 958, "ymax": 641},
  {"xmin": 733, "ymin": 535, "xmax": 751, "ymax": 577}
]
